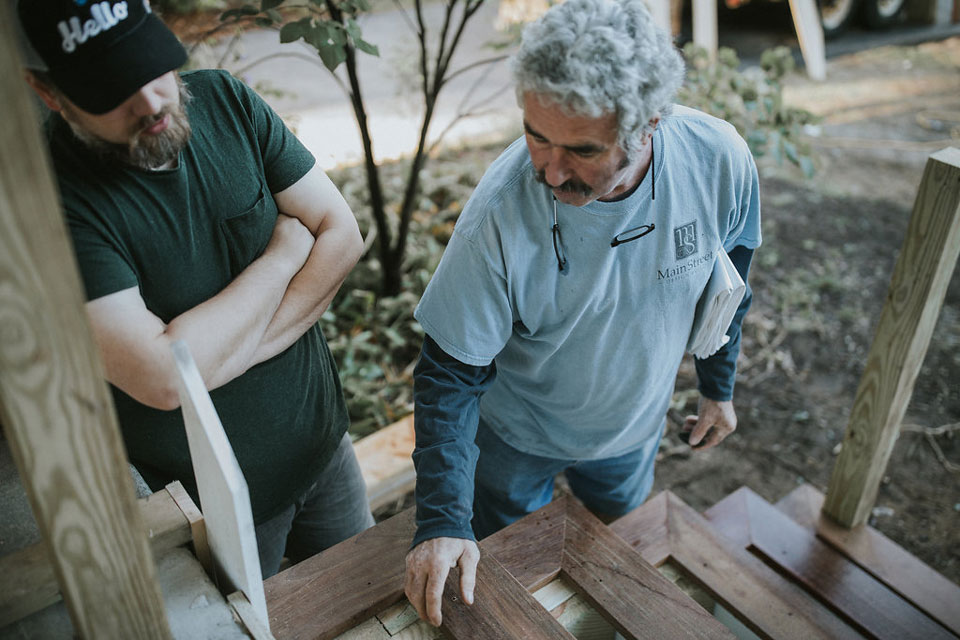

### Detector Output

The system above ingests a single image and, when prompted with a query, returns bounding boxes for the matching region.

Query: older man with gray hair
[405,0,761,625]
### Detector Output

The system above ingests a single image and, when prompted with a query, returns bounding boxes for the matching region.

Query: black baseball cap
[18,0,188,115]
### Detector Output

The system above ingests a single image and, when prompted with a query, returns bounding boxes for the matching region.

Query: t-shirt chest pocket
[219,186,278,276]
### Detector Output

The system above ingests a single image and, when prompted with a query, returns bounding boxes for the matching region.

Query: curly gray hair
[512,0,685,153]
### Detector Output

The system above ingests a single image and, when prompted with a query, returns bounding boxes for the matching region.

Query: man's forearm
[163,249,301,392]
[412,336,496,546]
[250,220,362,364]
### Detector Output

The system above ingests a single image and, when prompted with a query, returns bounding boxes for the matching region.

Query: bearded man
[17,0,373,577]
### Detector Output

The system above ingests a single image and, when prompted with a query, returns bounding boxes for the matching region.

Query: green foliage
[321,150,487,435]
[677,44,818,177]
[219,0,378,71]
[154,0,227,13]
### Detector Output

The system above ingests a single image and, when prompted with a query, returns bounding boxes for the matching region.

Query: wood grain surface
[440,554,575,640]
[612,491,864,640]
[778,484,960,637]
[825,148,960,527]
[0,4,171,635]
[562,499,734,640]
[706,487,954,640]
[265,508,415,640]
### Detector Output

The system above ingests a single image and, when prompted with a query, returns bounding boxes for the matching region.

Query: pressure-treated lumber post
[0,1,172,636]
[825,147,960,527]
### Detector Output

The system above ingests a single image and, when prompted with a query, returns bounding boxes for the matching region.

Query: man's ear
[24,71,63,112]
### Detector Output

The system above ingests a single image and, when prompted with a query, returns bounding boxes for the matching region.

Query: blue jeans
[472,418,664,539]
[254,432,374,578]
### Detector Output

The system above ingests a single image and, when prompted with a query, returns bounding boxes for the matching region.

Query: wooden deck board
[611,491,864,640]
[440,553,575,639]
[776,483,960,637]
[562,499,734,640]
[265,509,414,640]
[706,487,955,640]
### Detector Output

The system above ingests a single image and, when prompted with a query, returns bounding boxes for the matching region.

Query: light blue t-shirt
[414,106,761,460]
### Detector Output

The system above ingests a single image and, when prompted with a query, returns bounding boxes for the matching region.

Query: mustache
[534,169,593,197]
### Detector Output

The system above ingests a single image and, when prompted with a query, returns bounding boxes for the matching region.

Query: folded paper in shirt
[687,248,746,359]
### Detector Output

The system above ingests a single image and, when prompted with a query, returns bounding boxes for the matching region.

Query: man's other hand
[683,397,737,450]
[265,213,314,274]
[404,536,479,627]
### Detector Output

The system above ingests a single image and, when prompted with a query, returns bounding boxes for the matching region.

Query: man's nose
[542,147,571,186]
[129,83,165,117]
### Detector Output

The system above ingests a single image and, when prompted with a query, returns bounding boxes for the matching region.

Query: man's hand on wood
[404,536,479,627]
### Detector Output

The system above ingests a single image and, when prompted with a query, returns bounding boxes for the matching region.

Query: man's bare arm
[86,215,314,410]
[251,165,363,364]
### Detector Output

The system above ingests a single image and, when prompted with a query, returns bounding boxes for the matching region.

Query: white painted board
[171,341,269,630]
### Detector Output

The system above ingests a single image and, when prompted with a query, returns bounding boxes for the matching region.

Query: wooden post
[787,0,827,81]
[824,148,960,527]
[645,0,673,34]
[0,1,172,637]
[692,0,718,59]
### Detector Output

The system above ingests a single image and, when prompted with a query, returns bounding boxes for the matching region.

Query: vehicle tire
[818,0,861,37]
[862,0,906,28]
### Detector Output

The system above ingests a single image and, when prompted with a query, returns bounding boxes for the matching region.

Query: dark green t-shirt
[48,69,348,523]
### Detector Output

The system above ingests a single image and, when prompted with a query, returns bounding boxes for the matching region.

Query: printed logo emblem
[674,221,698,260]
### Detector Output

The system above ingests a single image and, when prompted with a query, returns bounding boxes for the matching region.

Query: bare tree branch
[443,54,509,84]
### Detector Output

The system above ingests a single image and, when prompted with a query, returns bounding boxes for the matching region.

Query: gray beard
[65,82,193,171]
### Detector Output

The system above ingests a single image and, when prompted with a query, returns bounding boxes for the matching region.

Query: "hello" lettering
[58,1,129,53]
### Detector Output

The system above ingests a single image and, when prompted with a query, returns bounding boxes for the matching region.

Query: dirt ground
[656,37,960,585]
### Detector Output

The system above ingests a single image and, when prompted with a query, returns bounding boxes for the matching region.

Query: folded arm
[250,164,363,364]
[86,215,315,411]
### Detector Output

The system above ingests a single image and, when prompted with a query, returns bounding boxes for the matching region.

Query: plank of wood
[825,148,960,527]
[607,491,671,566]
[166,480,213,575]
[706,487,954,640]
[480,496,565,590]
[612,491,863,640]
[0,10,171,633]
[265,508,415,640]
[354,414,416,512]
[562,498,735,640]
[229,590,277,640]
[0,542,59,627]
[142,484,193,553]
[787,0,827,80]
[778,483,960,637]
[0,485,193,626]
[440,553,575,640]
[171,341,268,630]
[551,593,616,640]
[0,484,193,627]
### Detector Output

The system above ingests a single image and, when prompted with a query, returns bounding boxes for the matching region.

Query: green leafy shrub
[154,0,228,14]
[678,44,818,177]
[322,147,492,436]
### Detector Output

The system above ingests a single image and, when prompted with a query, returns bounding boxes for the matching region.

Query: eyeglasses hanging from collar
[612,135,655,247]
[550,133,657,271]
[552,196,566,271]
